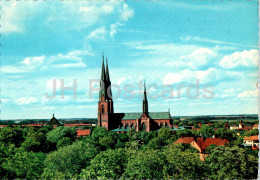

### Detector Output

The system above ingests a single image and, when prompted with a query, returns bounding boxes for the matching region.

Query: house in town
[174,137,229,160]
[243,135,259,150]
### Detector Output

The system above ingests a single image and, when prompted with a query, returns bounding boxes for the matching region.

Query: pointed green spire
[106,55,111,84]
[101,54,106,82]
[143,81,148,115]
[106,56,112,100]
[99,54,107,101]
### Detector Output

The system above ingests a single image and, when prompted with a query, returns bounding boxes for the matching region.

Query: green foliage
[80,148,127,179]
[163,144,205,179]
[158,127,171,140]
[56,137,73,148]
[196,124,214,137]
[0,125,258,179]
[173,120,180,125]
[176,129,194,138]
[21,130,49,152]
[123,149,165,179]
[46,126,77,145]
[244,129,259,137]
[0,126,24,147]
[42,141,99,179]
[1,147,46,179]
[205,146,258,179]
[212,122,225,128]
[214,128,238,142]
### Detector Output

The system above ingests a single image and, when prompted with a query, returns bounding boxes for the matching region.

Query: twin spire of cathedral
[99,54,112,101]
[99,54,149,115]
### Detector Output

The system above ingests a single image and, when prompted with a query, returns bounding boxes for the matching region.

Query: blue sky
[1,0,259,119]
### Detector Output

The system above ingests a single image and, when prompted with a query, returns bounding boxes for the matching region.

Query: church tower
[143,82,149,115]
[98,54,114,130]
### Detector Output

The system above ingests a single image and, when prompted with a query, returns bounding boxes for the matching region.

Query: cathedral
[98,55,172,132]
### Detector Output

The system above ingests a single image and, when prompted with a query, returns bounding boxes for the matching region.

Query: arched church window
[102,105,104,114]
[160,122,163,128]
[130,123,134,129]
[165,122,168,127]
[141,123,146,131]
[126,123,129,129]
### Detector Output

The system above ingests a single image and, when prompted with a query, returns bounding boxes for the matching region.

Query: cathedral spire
[106,56,111,84]
[99,54,107,101]
[143,81,148,115]
[106,56,112,100]
[101,53,106,82]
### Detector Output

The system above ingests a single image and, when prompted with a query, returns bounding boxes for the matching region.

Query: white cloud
[163,70,191,84]
[117,77,127,85]
[110,23,123,37]
[238,89,258,98]
[1,2,25,33]
[52,62,86,68]
[120,4,134,21]
[2,56,45,74]
[87,27,108,40]
[16,97,38,105]
[2,1,134,34]
[21,56,45,67]
[219,49,259,69]
[180,36,258,48]
[2,49,90,74]
[166,48,217,69]
[163,68,242,85]
[101,5,114,14]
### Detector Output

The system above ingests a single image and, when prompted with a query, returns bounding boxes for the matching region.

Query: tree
[42,141,98,179]
[91,126,109,141]
[46,126,77,145]
[212,122,225,128]
[123,149,165,179]
[196,124,214,137]
[214,128,238,142]
[21,131,48,152]
[1,147,46,179]
[176,129,194,138]
[244,129,259,137]
[163,144,205,179]
[0,126,24,147]
[205,146,258,179]
[158,127,172,140]
[80,148,127,179]
[56,137,73,148]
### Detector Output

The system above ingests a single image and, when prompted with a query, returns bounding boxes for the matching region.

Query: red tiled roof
[174,137,194,144]
[243,126,253,131]
[77,129,91,137]
[64,123,91,127]
[23,124,44,127]
[244,135,259,141]
[174,137,229,152]
[253,124,258,128]
[201,138,229,150]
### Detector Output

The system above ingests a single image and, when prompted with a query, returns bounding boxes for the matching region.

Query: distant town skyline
[1,1,259,119]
